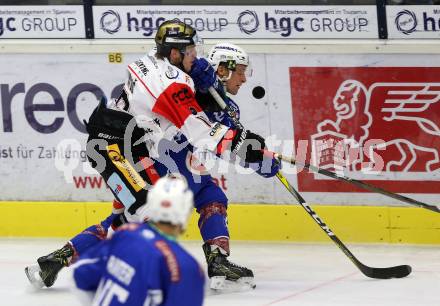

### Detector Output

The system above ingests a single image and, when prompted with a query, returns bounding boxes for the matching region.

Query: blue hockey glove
[190,58,218,92]
[256,156,281,178]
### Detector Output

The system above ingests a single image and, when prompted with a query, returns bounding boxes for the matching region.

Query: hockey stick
[275,170,411,279]
[208,86,412,279]
[264,151,440,214]
[208,88,439,214]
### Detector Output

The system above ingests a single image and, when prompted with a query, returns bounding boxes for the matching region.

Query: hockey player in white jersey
[72,175,205,306]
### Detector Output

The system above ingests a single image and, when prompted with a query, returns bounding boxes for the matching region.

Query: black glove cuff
[231,130,265,164]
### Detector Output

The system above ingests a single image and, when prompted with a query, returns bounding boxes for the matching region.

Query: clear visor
[184,45,197,59]
[184,34,203,59]
[235,62,253,78]
[245,62,253,78]
[193,33,204,58]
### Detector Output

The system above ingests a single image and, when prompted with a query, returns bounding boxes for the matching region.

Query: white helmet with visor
[207,43,251,79]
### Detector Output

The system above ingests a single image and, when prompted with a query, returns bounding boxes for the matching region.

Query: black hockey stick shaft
[275,171,411,279]
[266,151,440,214]
[208,86,411,279]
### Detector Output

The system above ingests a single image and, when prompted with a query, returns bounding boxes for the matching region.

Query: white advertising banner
[387,5,440,39]
[0,6,85,38]
[93,5,378,39]
[0,51,439,206]
[0,51,278,203]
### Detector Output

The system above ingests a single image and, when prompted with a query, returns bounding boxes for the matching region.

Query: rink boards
[2,202,439,244]
[1,42,439,245]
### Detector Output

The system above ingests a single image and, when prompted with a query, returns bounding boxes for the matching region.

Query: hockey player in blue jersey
[25,20,278,291]
[189,42,280,290]
[72,176,204,306]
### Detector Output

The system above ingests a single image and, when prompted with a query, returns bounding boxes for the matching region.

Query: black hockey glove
[231,129,266,164]
[111,212,128,229]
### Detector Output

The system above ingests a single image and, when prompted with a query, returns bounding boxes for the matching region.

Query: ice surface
[2,239,439,306]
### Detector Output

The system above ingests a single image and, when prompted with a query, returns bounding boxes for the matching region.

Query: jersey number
[93,279,129,306]
[144,289,163,306]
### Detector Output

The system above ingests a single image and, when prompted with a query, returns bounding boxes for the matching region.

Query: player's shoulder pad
[164,64,194,90]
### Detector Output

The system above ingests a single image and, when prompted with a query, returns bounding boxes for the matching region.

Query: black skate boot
[202,243,255,291]
[25,244,74,288]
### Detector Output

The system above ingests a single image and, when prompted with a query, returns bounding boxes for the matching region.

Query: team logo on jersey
[100,10,121,34]
[171,87,193,105]
[165,66,179,79]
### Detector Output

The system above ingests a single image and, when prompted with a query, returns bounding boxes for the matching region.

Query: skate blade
[209,276,256,293]
[24,264,45,289]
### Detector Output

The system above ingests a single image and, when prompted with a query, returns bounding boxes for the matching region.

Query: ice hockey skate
[25,244,73,288]
[203,243,256,292]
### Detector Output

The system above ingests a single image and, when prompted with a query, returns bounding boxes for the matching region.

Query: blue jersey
[148,97,240,209]
[73,223,205,306]
[205,97,240,128]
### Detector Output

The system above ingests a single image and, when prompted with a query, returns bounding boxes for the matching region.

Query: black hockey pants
[84,102,159,215]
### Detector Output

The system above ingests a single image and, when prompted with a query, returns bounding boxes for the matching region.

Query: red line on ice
[264,271,358,306]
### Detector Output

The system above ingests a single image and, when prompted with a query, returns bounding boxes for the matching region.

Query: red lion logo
[313,80,440,177]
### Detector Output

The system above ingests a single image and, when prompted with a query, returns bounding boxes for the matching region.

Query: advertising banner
[290,67,440,195]
[387,5,440,39]
[0,52,276,203]
[0,6,85,38]
[0,53,128,201]
[1,51,439,206]
[93,5,378,39]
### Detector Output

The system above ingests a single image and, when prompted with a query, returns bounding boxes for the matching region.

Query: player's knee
[198,202,227,221]
[198,202,227,229]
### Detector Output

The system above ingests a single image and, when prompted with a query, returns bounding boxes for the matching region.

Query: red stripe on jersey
[216,129,237,155]
[152,82,202,129]
[155,240,181,282]
[128,65,157,99]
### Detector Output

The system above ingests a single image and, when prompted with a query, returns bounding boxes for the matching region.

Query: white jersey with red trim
[109,49,231,158]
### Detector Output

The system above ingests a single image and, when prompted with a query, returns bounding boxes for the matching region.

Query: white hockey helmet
[140,175,194,229]
[207,42,250,72]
